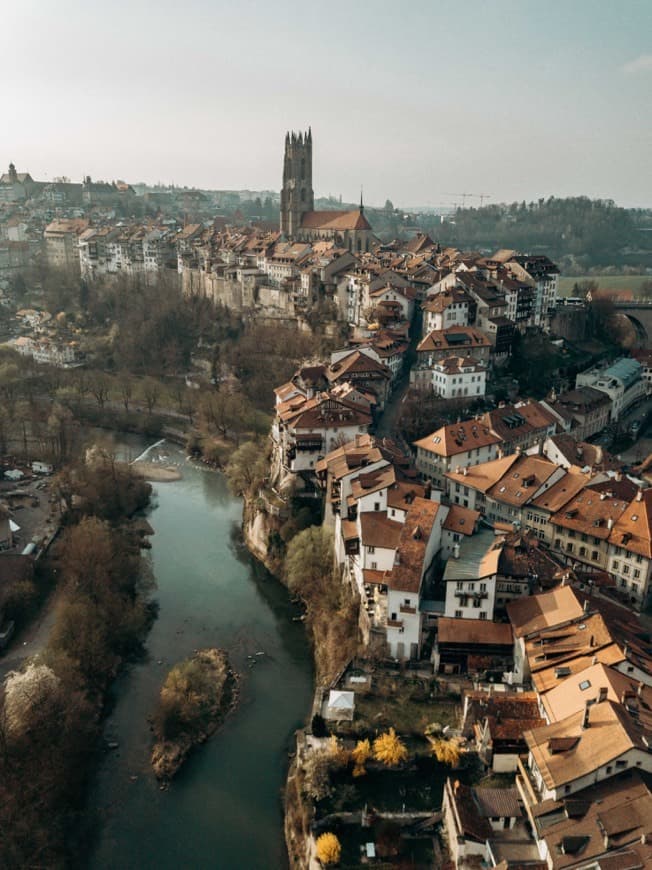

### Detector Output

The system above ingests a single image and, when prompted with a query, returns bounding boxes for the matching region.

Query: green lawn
[558,274,650,297]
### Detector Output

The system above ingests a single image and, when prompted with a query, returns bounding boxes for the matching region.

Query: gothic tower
[280,129,314,239]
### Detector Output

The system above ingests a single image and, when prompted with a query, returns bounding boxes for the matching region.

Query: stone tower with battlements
[280,129,314,238]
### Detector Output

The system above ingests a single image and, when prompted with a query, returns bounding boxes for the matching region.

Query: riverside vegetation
[0,454,152,868]
[150,648,237,781]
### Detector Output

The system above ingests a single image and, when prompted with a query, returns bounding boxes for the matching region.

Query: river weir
[87,439,313,869]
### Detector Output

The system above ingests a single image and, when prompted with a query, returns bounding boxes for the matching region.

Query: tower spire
[360,185,364,213]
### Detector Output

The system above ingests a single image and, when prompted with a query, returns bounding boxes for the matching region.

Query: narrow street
[375,309,422,441]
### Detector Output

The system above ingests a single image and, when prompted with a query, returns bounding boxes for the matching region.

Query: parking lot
[0,473,59,553]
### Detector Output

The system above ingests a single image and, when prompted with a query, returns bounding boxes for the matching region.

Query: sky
[2,0,651,208]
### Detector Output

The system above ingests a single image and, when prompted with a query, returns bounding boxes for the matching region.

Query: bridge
[611,301,652,347]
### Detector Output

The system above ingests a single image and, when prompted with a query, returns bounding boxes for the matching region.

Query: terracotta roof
[300,209,372,231]
[608,490,652,559]
[534,771,652,870]
[507,586,584,638]
[415,421,503,458]
[359,511,403,550]
[530,470,592,514]
[350,465,396,500]
[417,326,492,353]
[551,489,629,540]
[481,401,557,442]
[443,504,480,536]
[541,661,652,725]
[444,454,520,490]
[386,481,426,510]
[532,643,625,694]
[385,497,441,593]
[465,691,543,739]
[525,700,650,789]
[486,455,560,508]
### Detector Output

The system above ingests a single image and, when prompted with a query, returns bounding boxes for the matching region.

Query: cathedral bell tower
[280,129,314,239]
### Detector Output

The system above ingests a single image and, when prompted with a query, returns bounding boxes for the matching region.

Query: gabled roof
[551,489,629,540]
[530,469,593,514]
[417,326,492,353]
[359,511,403,550]
[525,700,650,789]
[608,490,652,559]
[507,586,584,638]
[444,454,520,490]
[541,661,652,725]
[300,209,372,231]
[415,420,502,459]
[486,455,560,508]
[443,504,480,536]
[385,497,441,593]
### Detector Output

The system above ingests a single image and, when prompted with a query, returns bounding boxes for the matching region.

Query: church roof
[300,209,372,232]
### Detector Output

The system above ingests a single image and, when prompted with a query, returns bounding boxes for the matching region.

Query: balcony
[387,618,404,629]
[454,588,488,599]
[400,604,417,615]
[516,756,539,808]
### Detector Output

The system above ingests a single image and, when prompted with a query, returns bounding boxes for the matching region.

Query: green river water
[88,439,313,869]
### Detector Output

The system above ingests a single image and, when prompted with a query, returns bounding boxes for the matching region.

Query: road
[0,584,62,681]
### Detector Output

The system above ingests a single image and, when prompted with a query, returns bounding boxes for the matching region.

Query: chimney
[623,641,629,657]
[453,542,461,559]
[607,517,614,530]
[598,686,608,703]
[582,701,591,729]
[637,489,643,502]
[583,599,590,614]
[592,655,598,665]
[638,682,644,697]
[463,467,468,476]
[589,634,595,647]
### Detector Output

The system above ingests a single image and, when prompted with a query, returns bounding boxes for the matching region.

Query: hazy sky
[3,0,651,207]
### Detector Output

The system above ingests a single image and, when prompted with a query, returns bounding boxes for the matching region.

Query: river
[87,437,313,870]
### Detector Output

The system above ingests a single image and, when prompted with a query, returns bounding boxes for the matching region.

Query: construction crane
[443,192,492,207]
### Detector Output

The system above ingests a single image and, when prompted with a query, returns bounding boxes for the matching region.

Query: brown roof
[533,771,652,870]
[385,497,441,593]
[417,325,492,353]
[437,617,513,646]
[443,504,480,536]
[541,661,652,725]
[532,643,625,694]
[525,700,650,789]
[608,490,652,559]
[300,209,372,231]
[386,481,426,510]
[551,489,630,540]
[486,455,560,508]
[359,512,403,550]
[444,454,520,490]
[482,401,557,442]
[415,421,503,459]
[350,465,396,500]
[530,469,592,514]
[507,586,584,638]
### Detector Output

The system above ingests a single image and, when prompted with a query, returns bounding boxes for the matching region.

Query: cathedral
[280,129,375,253]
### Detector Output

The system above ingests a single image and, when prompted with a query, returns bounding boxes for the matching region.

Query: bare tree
[142,378,160,415]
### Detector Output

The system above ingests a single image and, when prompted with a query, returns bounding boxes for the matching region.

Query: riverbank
[151,648,237,782]
[88,447,313,870]
[240,495,360,870]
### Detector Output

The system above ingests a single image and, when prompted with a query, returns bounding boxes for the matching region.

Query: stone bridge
[611,301,652,347]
